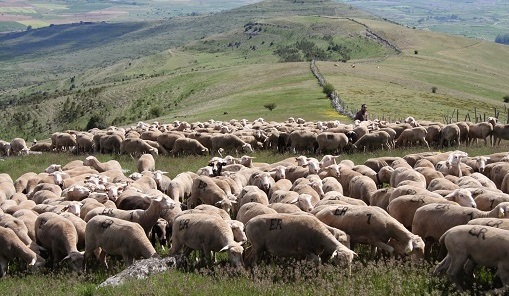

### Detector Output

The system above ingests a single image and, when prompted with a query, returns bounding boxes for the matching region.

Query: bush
[431,86,438,93]
[504,96,509,103]
[322,83,335,97]
[263,103,277,111]
[85,114,107,130]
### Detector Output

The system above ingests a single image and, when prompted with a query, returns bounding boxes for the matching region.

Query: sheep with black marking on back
[169,213,244,268]
[85,215,157,269]
[245,213,355,271]
[314,205,424,259]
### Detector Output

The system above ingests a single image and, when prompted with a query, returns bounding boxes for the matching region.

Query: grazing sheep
[85,215,157,268]
[35,212,84,272]
[211,134,253,155]
[348,175,377,204]
[0,227,45,277]
[171,138,209,156]
[440,124,460,148]
[99,134,123,154]
[316,132,348,154]
[395,127,429,149]
[187,176,236,213]
[120,138,158,157]
[314,205,424,259]
[352,131,391,152]
[85,196,173,235]
[288,130,318,154]
[390,167,426,189]
[434,225,509,290]
[236,202,278,224]
[83,156,122,172]
[137,154,156,173]
[169,213,244,267]
[9,138,29,156]
[167,172,196,203]
[412,202,509,259]
[245,213,355,269]
[388,189,476,229]
[467,122,493,146]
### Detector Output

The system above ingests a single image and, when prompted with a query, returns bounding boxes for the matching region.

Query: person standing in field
[354,103,368,121]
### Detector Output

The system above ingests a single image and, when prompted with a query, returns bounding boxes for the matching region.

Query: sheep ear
[61,255,71,262]
[215,200,224,206]
[219,245,230,252]
[499,207,505,218]
[289,197,299,204]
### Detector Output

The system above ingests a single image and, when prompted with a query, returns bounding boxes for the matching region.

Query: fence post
[474,107,477,123]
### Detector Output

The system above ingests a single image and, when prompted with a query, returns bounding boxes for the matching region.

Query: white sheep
[314,205,424,259]
[0,227,45,277]
[245,213,355,270]
[434,225,509,290]
[85,215,158,268]
[35,212,84,272]
[83,156,122,172]
[169,213,244,267]
[137,154,156,173]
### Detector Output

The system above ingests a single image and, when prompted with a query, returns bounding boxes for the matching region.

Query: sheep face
[62,251,85,272]
[28,256,46,273]
[445,189,476,208]
[330,249,355,270]
[220,244,244,268]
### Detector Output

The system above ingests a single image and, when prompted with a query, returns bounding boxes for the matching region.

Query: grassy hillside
[0,0,508,142]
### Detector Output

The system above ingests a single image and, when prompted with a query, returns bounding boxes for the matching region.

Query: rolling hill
[0,0,508,141]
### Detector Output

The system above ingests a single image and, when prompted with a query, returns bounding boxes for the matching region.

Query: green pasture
[18,20,49,28]
[0,7,37,14]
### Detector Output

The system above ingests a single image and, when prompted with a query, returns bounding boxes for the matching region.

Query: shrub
[431,86,437,93]
[322,83,335,97]
[503,96,509,103]
[86,114,107,130]
[414,50,418,54]
[263,103,277,111]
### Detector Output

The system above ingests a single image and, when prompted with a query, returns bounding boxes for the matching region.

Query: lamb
[98,134,123,154]
[236,185,269,211]
[84,195,174,235]
[35,212,84,272]
[248,171,275,195]
[245,213,355,270]
[137,154,155,173]
[85,215,157,268]
[53,132,77,152]
[387,188,477,229]
[314,205,424,259]
[156,132,186,151]
[0,227,45,277]
[169,213,244,267]
[171,138,209,156]
[434,225,509,290]
[322,177,343,194]
[120,138,158,157]
[412,202,509,258]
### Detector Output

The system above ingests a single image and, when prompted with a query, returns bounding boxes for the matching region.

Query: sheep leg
[99,250,108,269]
[446,254,468,291]
[122,253,133,266]
[0,257,7,277]
[496,264,509,287]
[434,254,451,275]
[373,241,394,255]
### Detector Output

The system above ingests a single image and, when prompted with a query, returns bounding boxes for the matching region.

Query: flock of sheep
[2,116,509,291]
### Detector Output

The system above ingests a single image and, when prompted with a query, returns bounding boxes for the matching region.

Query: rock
[98,256,177,288]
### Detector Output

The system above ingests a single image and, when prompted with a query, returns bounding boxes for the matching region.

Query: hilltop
[0,0,508,141]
